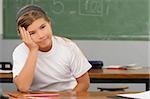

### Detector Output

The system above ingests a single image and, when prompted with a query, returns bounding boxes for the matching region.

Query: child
[13,4,92,92]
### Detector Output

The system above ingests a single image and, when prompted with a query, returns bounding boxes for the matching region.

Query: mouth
[39,36,49,44]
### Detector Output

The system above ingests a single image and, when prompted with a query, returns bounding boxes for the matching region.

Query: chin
[39,42,52,51]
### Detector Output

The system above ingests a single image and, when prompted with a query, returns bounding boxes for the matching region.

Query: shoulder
[53,36,77,48]
[13,43,29,56]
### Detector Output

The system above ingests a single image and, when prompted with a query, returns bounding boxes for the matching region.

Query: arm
[14,50,38,92]
[73,72,90,92]
[14,27,39,92]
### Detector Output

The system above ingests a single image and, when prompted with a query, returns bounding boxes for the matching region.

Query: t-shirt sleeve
[69,42,92,78]
[12,46,28,78]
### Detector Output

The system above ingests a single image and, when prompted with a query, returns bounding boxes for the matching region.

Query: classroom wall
[1,39,149,67]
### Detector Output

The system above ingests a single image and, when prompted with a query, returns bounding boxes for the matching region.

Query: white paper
[102,65,123,68]
[0,70,12,73]
[103,64,142,70]
[117,91,150,99]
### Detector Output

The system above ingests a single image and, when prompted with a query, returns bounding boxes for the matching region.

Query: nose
[37,31,45,39]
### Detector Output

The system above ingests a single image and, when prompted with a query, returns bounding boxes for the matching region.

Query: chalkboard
[3,0,149,40]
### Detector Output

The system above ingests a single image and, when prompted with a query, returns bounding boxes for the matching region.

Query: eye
[29,32,35,35]
[40,25,46,29]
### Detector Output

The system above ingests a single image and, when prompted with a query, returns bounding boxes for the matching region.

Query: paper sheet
[117,91,150,99]
[103,64,142,70]
[0,70,12,73]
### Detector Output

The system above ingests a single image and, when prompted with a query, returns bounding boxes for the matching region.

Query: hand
[19,27,39,51]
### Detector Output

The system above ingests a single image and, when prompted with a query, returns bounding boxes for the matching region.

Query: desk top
[0,73,12,78]
[4,91,137,99]
[0,67,150,79]
[89,67,150,79]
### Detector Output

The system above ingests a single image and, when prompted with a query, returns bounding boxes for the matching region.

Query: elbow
[17,85,29,92]
[15,81,30,92]
[14,77,30,92]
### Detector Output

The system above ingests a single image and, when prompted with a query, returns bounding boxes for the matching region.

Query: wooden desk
[0,73,12,83]
[3,91,137,99]
[89,67,150,91]
[0,67,150,90]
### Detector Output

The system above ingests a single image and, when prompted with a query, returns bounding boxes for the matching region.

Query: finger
[22,27,28,41]
[26,31,32,41]
[19,27,27,41]
[18,27,24,39]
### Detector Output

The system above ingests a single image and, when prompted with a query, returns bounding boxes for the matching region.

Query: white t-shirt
[12,36,92,91]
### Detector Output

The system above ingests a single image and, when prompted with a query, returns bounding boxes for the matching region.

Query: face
[27,18,53,51]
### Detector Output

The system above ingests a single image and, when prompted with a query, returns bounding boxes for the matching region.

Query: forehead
[27,18,48,31]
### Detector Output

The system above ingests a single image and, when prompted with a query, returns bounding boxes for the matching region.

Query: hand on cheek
[19,27,39,51]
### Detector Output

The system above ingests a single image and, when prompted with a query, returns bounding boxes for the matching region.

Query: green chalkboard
[3,0,149,40]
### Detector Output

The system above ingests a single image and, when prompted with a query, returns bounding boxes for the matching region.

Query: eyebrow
[28,30,35,34]
[39,23,46,28]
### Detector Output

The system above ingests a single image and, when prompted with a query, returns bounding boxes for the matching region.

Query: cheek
[46,27,53,36]
[30,35,39,43]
